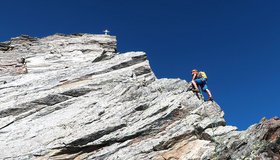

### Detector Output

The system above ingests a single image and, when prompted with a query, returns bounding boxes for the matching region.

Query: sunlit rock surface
[0,34,279,160]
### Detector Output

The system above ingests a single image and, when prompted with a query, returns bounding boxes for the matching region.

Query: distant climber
[191,69,213,101]
[103,29,110,35]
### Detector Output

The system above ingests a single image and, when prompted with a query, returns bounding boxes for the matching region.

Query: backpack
[199,71,207,79]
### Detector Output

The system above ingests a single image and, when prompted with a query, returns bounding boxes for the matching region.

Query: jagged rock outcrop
[0,34,279,160]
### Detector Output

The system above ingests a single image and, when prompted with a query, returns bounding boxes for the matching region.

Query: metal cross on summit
[103,29,110,35]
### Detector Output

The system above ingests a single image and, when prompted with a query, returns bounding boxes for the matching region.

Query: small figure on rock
[191,69,213,101]
[103,29,110,35]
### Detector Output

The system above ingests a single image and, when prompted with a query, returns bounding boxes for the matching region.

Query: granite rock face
[0,34,279,160]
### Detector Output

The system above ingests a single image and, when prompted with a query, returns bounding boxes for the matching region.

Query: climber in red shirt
[191,69,213,101]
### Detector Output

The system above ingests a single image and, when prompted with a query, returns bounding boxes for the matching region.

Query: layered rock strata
[0,34,279,160]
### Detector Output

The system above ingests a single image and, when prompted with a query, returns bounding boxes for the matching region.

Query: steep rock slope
[0,34,279,160]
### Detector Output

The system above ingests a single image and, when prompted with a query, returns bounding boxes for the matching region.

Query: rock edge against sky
[0,34,279,159]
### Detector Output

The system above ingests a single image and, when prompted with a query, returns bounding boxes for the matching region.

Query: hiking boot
[208,97,214,101]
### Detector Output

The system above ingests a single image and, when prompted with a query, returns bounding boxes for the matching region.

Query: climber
[191,69,213,101]
[103,29,110,35]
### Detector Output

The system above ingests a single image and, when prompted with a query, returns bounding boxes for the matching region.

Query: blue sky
[1,0,280,130]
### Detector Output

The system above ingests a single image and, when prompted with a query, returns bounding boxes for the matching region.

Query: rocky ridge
[0,34,279,160]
